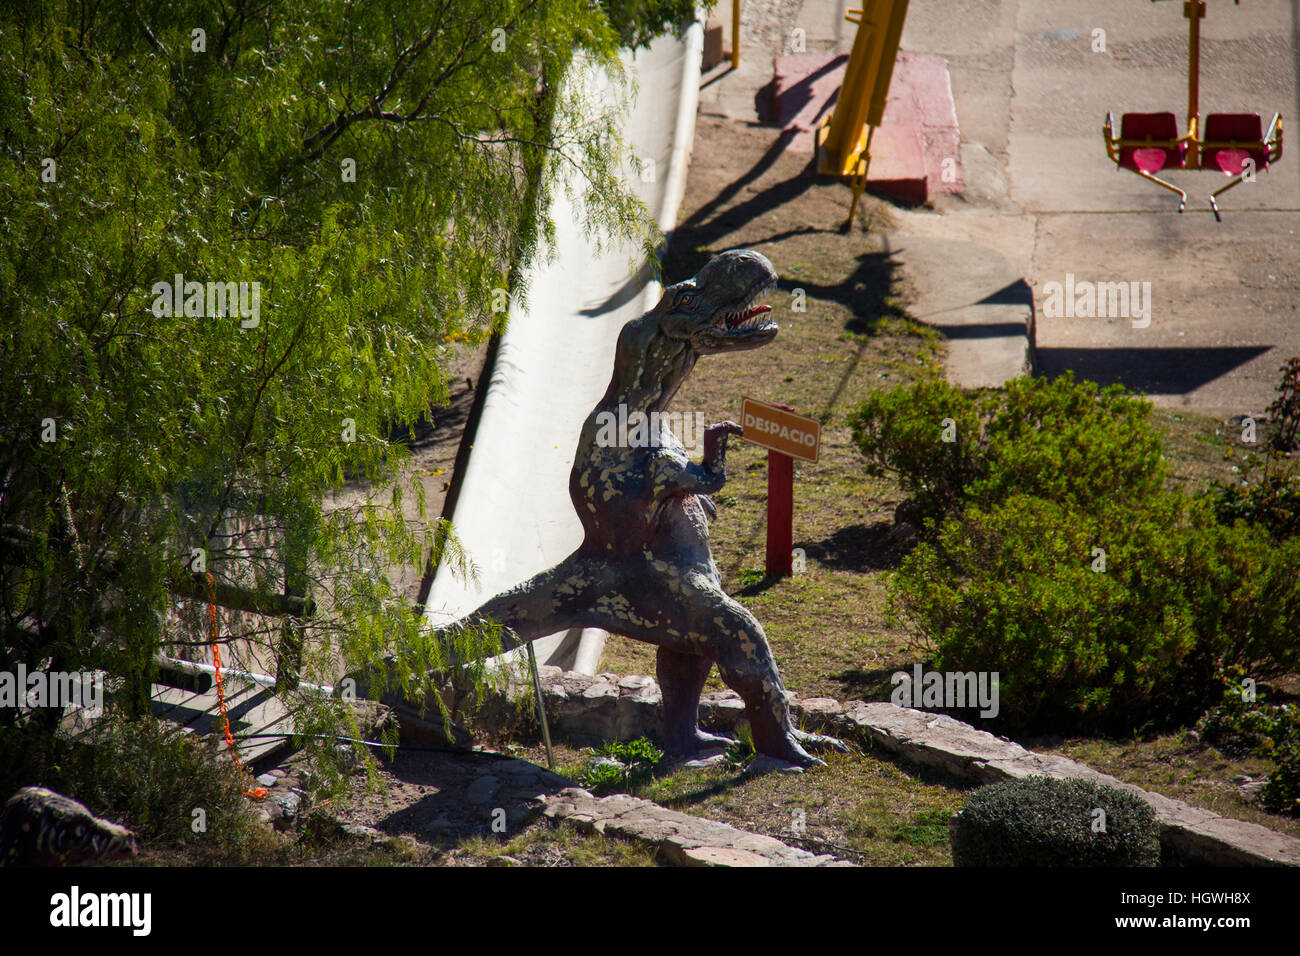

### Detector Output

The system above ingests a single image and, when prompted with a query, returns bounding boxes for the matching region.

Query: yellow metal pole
[732,0,741,70]
[822,4,883,174]
[819,0,911,178]
[866,0,911,128]
[1185,0,1205,169]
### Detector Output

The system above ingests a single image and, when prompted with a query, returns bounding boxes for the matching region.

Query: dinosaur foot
[744,755,807,776]
[660,733,743,770]
[663,730,734,766]
[793,728,850,754]
[753,729,826,769]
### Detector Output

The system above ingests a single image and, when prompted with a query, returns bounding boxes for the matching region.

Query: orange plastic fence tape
[207,573,270,800]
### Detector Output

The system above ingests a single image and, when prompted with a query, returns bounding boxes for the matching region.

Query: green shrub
[1266,357,1300,452]
[893,491,1300,732]
[860,373,1300,734]
[974,374,1165,510]
[1197,670,1300,817]
[1209,451,1300,540]
[849,377,984,526]
[0,708,268,858]
[1264,746,1300,817]
[1197,668,1284,757]
[577,736,664,795]
[725,723,756,769]
[849,372,1165,526]
[950,776,1160,867]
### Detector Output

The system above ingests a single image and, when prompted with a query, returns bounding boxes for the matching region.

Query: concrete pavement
[909,0,1300,415]
[704,0,1298,412]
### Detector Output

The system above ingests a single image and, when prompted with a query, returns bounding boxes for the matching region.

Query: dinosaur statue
[0,786,138,866]
[425,249,844,768]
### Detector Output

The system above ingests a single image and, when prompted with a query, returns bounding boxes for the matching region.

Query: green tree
[0,0,669,778]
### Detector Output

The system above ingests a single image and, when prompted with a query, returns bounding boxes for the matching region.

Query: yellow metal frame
[814,0,911,225]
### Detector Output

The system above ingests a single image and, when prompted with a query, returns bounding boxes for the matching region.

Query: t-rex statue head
[656,249,779,355]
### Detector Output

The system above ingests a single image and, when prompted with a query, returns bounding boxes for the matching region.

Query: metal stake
[525,641,554,769]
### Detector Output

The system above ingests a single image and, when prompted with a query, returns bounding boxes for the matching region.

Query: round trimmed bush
[950,776,1160,867]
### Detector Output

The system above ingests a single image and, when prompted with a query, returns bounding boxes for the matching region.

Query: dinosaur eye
[679,293,695,308]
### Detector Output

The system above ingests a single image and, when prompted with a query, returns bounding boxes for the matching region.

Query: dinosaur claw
[793,729,850,754]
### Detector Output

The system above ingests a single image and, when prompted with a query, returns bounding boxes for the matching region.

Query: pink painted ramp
[771,51,963,203]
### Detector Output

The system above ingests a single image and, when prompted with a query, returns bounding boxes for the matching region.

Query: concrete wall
[424,25,704,674]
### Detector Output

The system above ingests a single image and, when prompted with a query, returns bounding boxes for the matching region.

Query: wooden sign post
[738,397,821,579]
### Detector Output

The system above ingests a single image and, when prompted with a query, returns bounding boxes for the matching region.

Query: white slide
[423,25,704,675]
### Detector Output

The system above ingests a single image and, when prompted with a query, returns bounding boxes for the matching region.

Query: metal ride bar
[1102,0,1284,219]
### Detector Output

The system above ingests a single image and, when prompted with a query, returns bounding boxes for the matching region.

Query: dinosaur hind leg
[702,599,822,767]
[656,647,729,757]
[577,565,827,768]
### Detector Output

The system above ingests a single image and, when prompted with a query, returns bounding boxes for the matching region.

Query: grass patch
[639,749,970,866]
[455,821,660,867]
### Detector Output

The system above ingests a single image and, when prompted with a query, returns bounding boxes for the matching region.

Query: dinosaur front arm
[649,420,741,497]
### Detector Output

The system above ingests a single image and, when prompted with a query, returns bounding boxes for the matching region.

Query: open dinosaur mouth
[713,281,777,334]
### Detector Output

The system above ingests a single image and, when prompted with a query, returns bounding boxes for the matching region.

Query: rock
[894,499,923,527]
[256,773,278,788]
[340,822,386,842]
[617,675,655,691]
[0,787,140,867]
[271,789,300,814]
[560,672,596,696]
[890,521,919,547]
[1239,781,1266,801]
[678,845,773,867]
[677,753,730,770]
[795,697,844,718]
[334,744,360,771]
[699,695,746,731]
[466,775,501,805]
[269,790,301,829]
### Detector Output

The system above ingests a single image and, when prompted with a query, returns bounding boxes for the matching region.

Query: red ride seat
[1201,112,1281,219]
[1119,112,1186,173]
[1202,112,1268,177]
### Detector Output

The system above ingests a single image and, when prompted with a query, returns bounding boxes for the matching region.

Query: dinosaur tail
[449,549,610,652]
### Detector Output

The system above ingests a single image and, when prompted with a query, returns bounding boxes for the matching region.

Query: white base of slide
[423,25,704,675]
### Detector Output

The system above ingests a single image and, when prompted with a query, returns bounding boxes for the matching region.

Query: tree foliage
[0,0,668,771]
